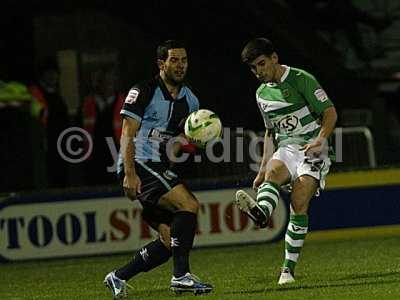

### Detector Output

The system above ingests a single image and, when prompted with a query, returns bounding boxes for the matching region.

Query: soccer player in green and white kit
[236,38,337,285]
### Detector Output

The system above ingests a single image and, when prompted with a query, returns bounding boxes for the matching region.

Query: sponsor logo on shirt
[314,88,328,102]
[125,88,140,104]
[275,115,299,133]
[148,128,173,141]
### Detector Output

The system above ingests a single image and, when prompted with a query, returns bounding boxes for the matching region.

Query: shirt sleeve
[120,83,152,123]
[257,99,274,129]
[299,73,334,115]
[186,87,200,113]
[192,96,199,112]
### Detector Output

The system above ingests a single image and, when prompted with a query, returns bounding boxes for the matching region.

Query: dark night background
[1,0,400,191]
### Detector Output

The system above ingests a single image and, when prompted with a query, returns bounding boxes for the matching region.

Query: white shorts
[268,144,331,190]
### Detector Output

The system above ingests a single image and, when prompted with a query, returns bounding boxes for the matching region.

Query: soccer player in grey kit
[104,40,212,298]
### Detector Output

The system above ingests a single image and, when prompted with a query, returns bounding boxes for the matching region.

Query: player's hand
[180,135,197,154]
[123,173,142,201]
[253,172,265,190]
[300,137,327,158]
[167,135,197,164]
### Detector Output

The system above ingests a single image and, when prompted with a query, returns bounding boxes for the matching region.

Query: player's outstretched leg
[104,237,171,298]
[235,181,280,227]
[117,238,171,279]
[278,214,308,285]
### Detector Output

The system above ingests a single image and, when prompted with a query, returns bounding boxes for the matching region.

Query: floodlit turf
[2,227,400,300]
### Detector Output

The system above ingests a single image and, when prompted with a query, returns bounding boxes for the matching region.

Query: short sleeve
[192,96,199,112]
[256,99,274,129]
[120,83,152,123]
[299,73,334,115]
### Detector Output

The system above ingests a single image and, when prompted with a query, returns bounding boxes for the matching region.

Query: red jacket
[82,93,124,142]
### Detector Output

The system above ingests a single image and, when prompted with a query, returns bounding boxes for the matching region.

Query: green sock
[256,181,280,218]
[283,214,308,272]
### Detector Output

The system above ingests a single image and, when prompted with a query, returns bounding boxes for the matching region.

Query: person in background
[81,68,124,185]
[28,57,70,188]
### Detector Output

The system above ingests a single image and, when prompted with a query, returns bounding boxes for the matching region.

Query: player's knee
[181,198,199,214]
[265,169,280,184]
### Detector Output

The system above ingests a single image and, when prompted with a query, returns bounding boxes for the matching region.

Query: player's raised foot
[278,267,295,285]
[235,190,268,228]
[170,273,213,295]
[104,271,128,299]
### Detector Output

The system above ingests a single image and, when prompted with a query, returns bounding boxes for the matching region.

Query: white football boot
[170,273,213,295]
[104,271,128,299]
[235,190,268,227]
[278,267,295,285]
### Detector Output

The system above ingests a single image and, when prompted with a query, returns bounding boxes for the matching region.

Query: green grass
[2,229,400,300]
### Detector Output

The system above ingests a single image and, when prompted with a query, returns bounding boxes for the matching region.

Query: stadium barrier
[257,126,377,171]
[310,168,400,230]
[0,188,288,262]
[1,168,400,262]
[331,126,377,170]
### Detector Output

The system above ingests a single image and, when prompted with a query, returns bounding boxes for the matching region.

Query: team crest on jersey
[259,102,268,111]
[125,88,140,104]
[314,88,328,102]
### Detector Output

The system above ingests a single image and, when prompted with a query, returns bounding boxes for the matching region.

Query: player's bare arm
[301,106,337,155]
[120,117,142,200]
[253,129,275,190]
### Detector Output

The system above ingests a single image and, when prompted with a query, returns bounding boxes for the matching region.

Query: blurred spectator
[286,0,393,64]
[28,57,70,188]
[0,81,37,192]
[81,68,124,185]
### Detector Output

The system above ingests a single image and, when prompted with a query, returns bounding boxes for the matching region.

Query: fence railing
[333,126,377,169]
[182,126,378,186]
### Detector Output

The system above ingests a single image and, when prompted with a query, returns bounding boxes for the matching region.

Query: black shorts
[118,160,180,228]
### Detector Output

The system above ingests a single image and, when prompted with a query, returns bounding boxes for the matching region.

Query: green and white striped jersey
[256,66,333,147]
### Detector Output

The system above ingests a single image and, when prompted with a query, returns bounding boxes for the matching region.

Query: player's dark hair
[241,38,275,64]
[157,40,186,61]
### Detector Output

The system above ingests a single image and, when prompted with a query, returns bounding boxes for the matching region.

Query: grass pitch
[2,225,400,300]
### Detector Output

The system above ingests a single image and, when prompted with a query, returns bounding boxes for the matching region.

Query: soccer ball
[184,109,222,148]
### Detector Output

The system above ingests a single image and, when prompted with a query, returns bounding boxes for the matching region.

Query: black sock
[115,238,171,280]
[170,211,197,278]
